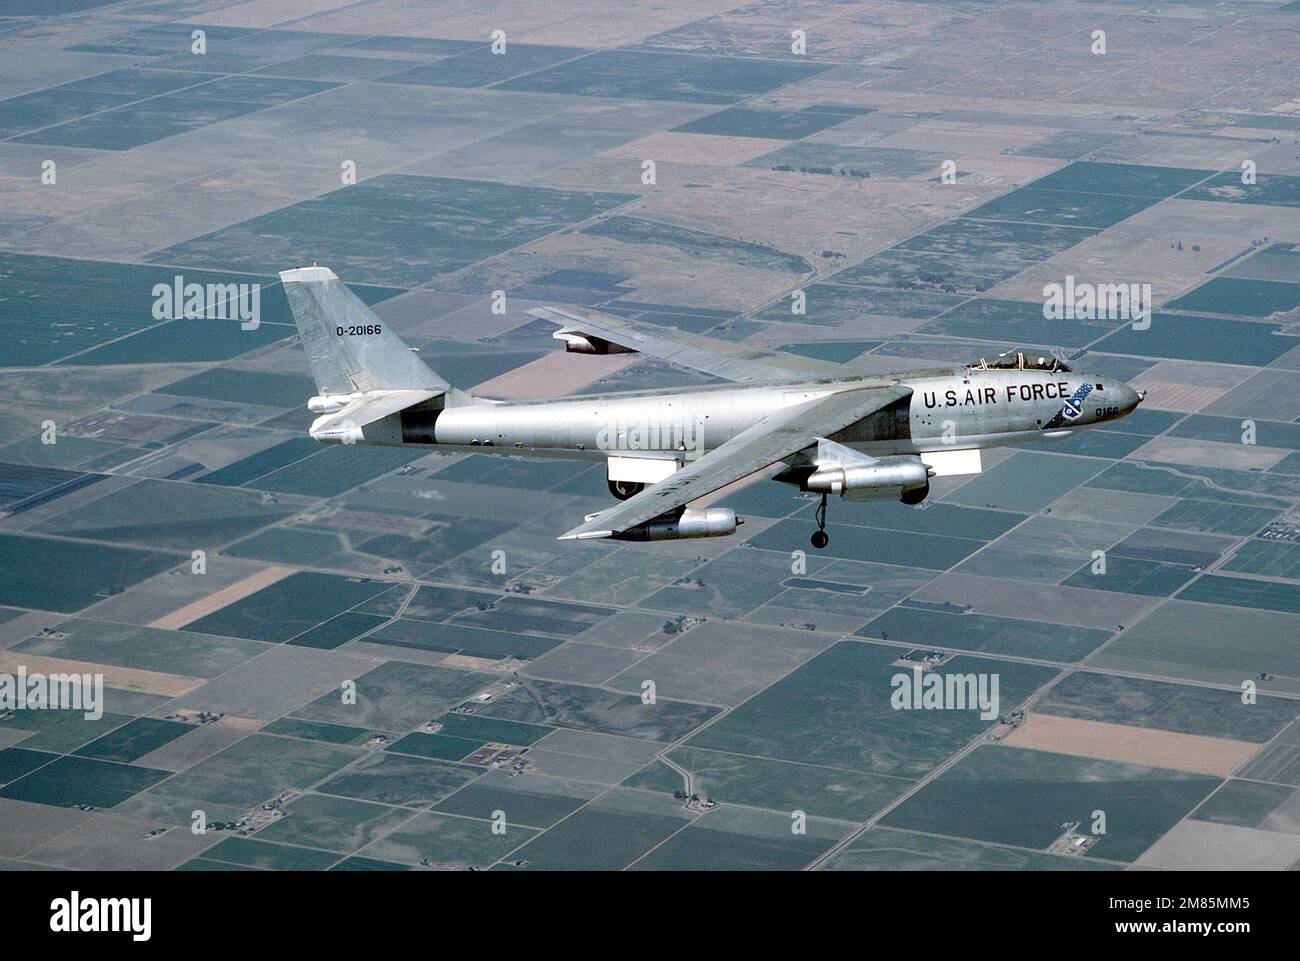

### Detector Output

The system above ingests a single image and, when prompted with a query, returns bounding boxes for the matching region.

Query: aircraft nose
[1117,382,1143,413]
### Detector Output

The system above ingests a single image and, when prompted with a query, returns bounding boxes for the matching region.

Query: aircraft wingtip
[279,265,338,283]
[557,529,614,541]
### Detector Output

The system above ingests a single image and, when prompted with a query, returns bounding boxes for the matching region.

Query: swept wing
[558,385,911,540]
[527,305,854,382]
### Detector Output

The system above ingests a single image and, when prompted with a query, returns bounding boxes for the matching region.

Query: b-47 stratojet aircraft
[281,267,1144,548]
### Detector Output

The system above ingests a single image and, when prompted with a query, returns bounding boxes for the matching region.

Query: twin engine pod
[806,455,931,500]
[612,508,740,541]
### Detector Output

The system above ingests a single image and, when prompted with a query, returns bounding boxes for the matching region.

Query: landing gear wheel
[608,479,644,501]
[811,492,829,549]
[900,482,930,506]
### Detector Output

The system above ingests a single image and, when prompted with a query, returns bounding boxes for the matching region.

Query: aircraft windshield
[967,351,1071,373]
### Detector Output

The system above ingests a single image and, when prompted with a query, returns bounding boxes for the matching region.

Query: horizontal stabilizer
[309,388,438,444]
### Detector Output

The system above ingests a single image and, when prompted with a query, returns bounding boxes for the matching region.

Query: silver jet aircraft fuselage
[420,366,1141,461]
[280,266,1144,548]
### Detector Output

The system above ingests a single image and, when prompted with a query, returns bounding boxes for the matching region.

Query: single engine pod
[806,456,929,495]
[307,393,356,414]
[554,331,634,355]
[613,507,739,541]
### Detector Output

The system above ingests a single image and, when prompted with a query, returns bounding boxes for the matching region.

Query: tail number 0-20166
[337,325,381,336]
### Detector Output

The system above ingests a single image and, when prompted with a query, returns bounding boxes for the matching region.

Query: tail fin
[279,266,469,402]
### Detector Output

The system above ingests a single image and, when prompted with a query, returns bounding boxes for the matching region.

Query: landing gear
[608,479,644,501]
[811,493,829,549]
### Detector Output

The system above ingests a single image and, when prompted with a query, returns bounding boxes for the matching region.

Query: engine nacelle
[806,456,930,498]
[554,330,635,355]
[307,394,355,415]
[612,508,739,541]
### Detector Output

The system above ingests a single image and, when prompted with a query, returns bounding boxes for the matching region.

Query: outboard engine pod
[307,393,354,415]
[554,330,634,355]
[613,508,739,541]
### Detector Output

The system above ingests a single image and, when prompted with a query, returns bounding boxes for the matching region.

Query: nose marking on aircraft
[1042,382,1094,430]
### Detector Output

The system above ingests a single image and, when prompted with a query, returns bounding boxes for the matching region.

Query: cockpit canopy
[967,350,1071,373]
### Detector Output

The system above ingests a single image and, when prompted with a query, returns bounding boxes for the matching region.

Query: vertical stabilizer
[279,266,466,401]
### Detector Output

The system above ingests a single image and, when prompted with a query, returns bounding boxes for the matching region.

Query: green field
[33,479,293,550]
[687,641,1058,778]
[823,826,1116,870]
[499,49,830,104]
[881,745,1219,862]
[1091,601,1300,694]
[860,605,1111,662]
[1035,671,1296,741]
[186,571,393,641]
[0,534,177,612]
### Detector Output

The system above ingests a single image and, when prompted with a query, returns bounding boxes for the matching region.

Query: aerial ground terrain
[1,0,1299,871]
